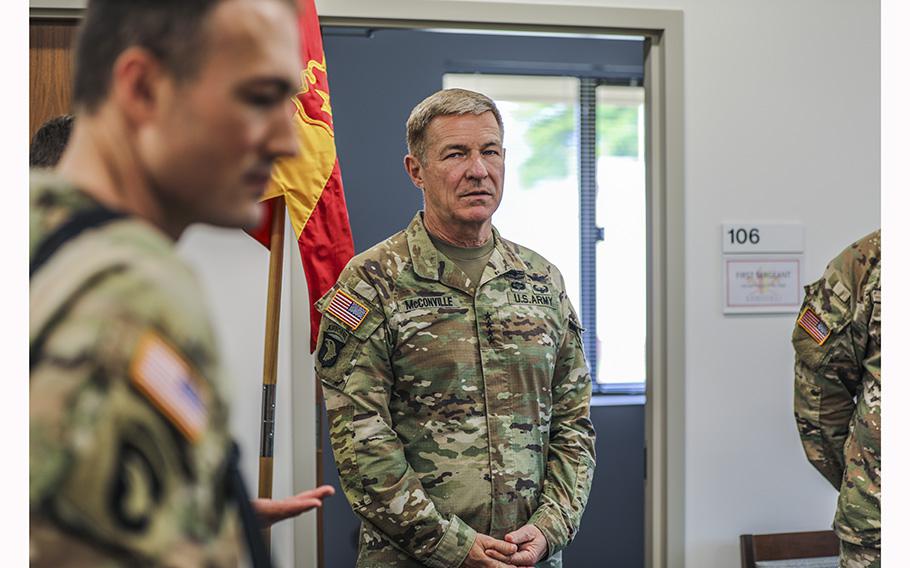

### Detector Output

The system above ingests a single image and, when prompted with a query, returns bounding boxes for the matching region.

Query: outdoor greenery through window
[443,74,646,391]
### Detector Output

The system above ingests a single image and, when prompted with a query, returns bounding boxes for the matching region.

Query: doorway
[320,26,647,567]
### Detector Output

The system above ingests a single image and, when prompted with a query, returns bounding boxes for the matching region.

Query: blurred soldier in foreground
[315,89,596,568]
[793,230,881,568]
[30,0,333,565]
[29,114,74,168]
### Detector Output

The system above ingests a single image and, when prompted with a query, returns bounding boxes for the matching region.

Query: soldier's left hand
[484,524,548,566]
[252,485,336,528]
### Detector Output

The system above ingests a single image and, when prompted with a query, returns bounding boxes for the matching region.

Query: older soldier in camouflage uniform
[30,0,333,565]
[793,230,880,568]
[315,89,596,568]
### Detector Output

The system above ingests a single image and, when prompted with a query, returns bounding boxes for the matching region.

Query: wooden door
[29,19,78,141]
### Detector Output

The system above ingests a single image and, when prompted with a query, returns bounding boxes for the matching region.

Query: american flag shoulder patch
[797,306,832,345]
[129,332,209,443]
[326,288,370,331]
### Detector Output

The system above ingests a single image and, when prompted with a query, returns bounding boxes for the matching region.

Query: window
[594,85,646,393]
[444,73,646,394]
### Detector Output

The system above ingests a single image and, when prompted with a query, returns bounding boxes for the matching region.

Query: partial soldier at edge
[793,230,881,568]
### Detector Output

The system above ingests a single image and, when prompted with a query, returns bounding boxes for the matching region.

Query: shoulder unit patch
[318,324,350,368]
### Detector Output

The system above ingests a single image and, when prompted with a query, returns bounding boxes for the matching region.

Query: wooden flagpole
[258,196,286,551]
[316,385,325,568]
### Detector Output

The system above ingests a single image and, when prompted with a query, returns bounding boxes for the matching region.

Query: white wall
[653,2,878,567]
[314,1,880,567]
[174,1,879,567]
[178,225,318,568]
[627,2,875,567]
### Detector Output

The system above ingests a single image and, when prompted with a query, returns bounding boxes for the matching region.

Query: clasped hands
[462,524,548,568]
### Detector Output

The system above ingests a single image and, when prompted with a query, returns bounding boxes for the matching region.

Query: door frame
[312,6,685,568]
[29,2,686,566]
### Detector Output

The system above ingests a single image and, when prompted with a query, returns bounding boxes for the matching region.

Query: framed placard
[724,256,803,314]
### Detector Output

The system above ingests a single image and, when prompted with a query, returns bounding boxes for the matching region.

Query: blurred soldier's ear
[109,46,169,126]
[403,154,425,191]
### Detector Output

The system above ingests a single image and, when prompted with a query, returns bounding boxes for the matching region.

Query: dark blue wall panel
[320,404,645,567]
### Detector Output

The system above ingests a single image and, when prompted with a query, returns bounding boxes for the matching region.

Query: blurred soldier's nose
[267,103,299,160]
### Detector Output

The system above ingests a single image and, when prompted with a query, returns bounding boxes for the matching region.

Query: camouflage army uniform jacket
[30,173,242,566]
[793,230,880,547]
[315,212,596,568]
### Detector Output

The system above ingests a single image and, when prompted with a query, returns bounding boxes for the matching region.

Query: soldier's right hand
[252,485,336,528]
[462,534,532,568]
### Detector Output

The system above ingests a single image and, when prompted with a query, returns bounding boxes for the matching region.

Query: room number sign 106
[727,227,760,245]
[721,223,804,254]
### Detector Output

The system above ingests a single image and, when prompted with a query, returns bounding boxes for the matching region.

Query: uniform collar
[405,211,529,291]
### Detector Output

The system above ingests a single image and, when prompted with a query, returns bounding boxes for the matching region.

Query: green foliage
[514,103,574,188]
[515,102,640,189]
[598,106,639,158]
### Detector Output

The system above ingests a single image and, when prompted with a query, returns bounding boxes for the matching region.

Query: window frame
[444,72,648,395]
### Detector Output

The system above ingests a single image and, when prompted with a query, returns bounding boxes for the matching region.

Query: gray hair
[406,88,504,162]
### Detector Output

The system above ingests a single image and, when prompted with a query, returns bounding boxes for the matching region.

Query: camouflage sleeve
[30,273,240,566]
[792,266,862,490]
[528,298,596,557]
[317,289,476,568]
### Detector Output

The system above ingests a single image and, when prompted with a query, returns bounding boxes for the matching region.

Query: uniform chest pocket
[497,303,561,370]
[392,294,470,351]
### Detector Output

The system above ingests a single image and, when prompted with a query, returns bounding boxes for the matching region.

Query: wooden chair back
[740,530,839,568]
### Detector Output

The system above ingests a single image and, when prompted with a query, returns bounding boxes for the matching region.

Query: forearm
[794,360,854,489]
[796,422,847,489]
[530,416,596,555]
[323,384,475,567]
[531,337,596,556]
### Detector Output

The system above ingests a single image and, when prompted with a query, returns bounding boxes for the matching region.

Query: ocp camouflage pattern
[839,541,880,568]
[30,173,242,566]
[793,230,880,548]
[316,213,596,567]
